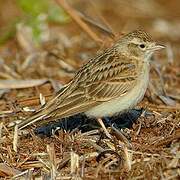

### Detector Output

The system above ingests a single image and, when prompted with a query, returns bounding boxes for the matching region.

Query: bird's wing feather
[45,50,138,116]
[85,61,137,101]
[18,49,139,129]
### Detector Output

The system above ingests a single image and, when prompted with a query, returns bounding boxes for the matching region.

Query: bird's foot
[97,118,112,139]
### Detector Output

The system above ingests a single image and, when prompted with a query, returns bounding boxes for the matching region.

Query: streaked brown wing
[84,53,138,101]
[45,52,138,119]
[18,49,138,129]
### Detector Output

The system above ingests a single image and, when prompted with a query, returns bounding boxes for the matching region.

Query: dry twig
[55,0,102,44]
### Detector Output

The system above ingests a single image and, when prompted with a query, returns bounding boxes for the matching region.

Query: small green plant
[0,0,70,45]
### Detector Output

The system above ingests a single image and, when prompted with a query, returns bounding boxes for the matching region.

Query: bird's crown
[123,29,153,42]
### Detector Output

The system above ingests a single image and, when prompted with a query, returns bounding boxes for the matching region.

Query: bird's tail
[16,85,69,130]
[17,110,48,130]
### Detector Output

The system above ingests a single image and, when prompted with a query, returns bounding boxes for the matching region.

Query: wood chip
[0,79,48,89]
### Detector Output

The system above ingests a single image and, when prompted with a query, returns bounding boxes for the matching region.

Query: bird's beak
[147,44,165,51]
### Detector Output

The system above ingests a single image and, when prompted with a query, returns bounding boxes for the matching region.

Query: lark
[17,30,164,136]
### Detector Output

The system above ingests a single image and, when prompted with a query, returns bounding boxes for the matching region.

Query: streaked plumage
[17,30,164,130]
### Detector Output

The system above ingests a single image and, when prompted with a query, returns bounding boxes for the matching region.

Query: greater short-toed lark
[17,30,165,134]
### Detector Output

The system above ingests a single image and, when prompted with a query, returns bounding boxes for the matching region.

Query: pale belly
[85,67,149,118]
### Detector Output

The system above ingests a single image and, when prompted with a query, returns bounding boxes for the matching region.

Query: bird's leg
[97,118,112,139]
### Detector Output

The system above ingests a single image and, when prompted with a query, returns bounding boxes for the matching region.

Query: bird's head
[116,30,165,61]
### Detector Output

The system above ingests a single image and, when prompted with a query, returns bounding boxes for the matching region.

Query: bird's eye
[139,44,145,49]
